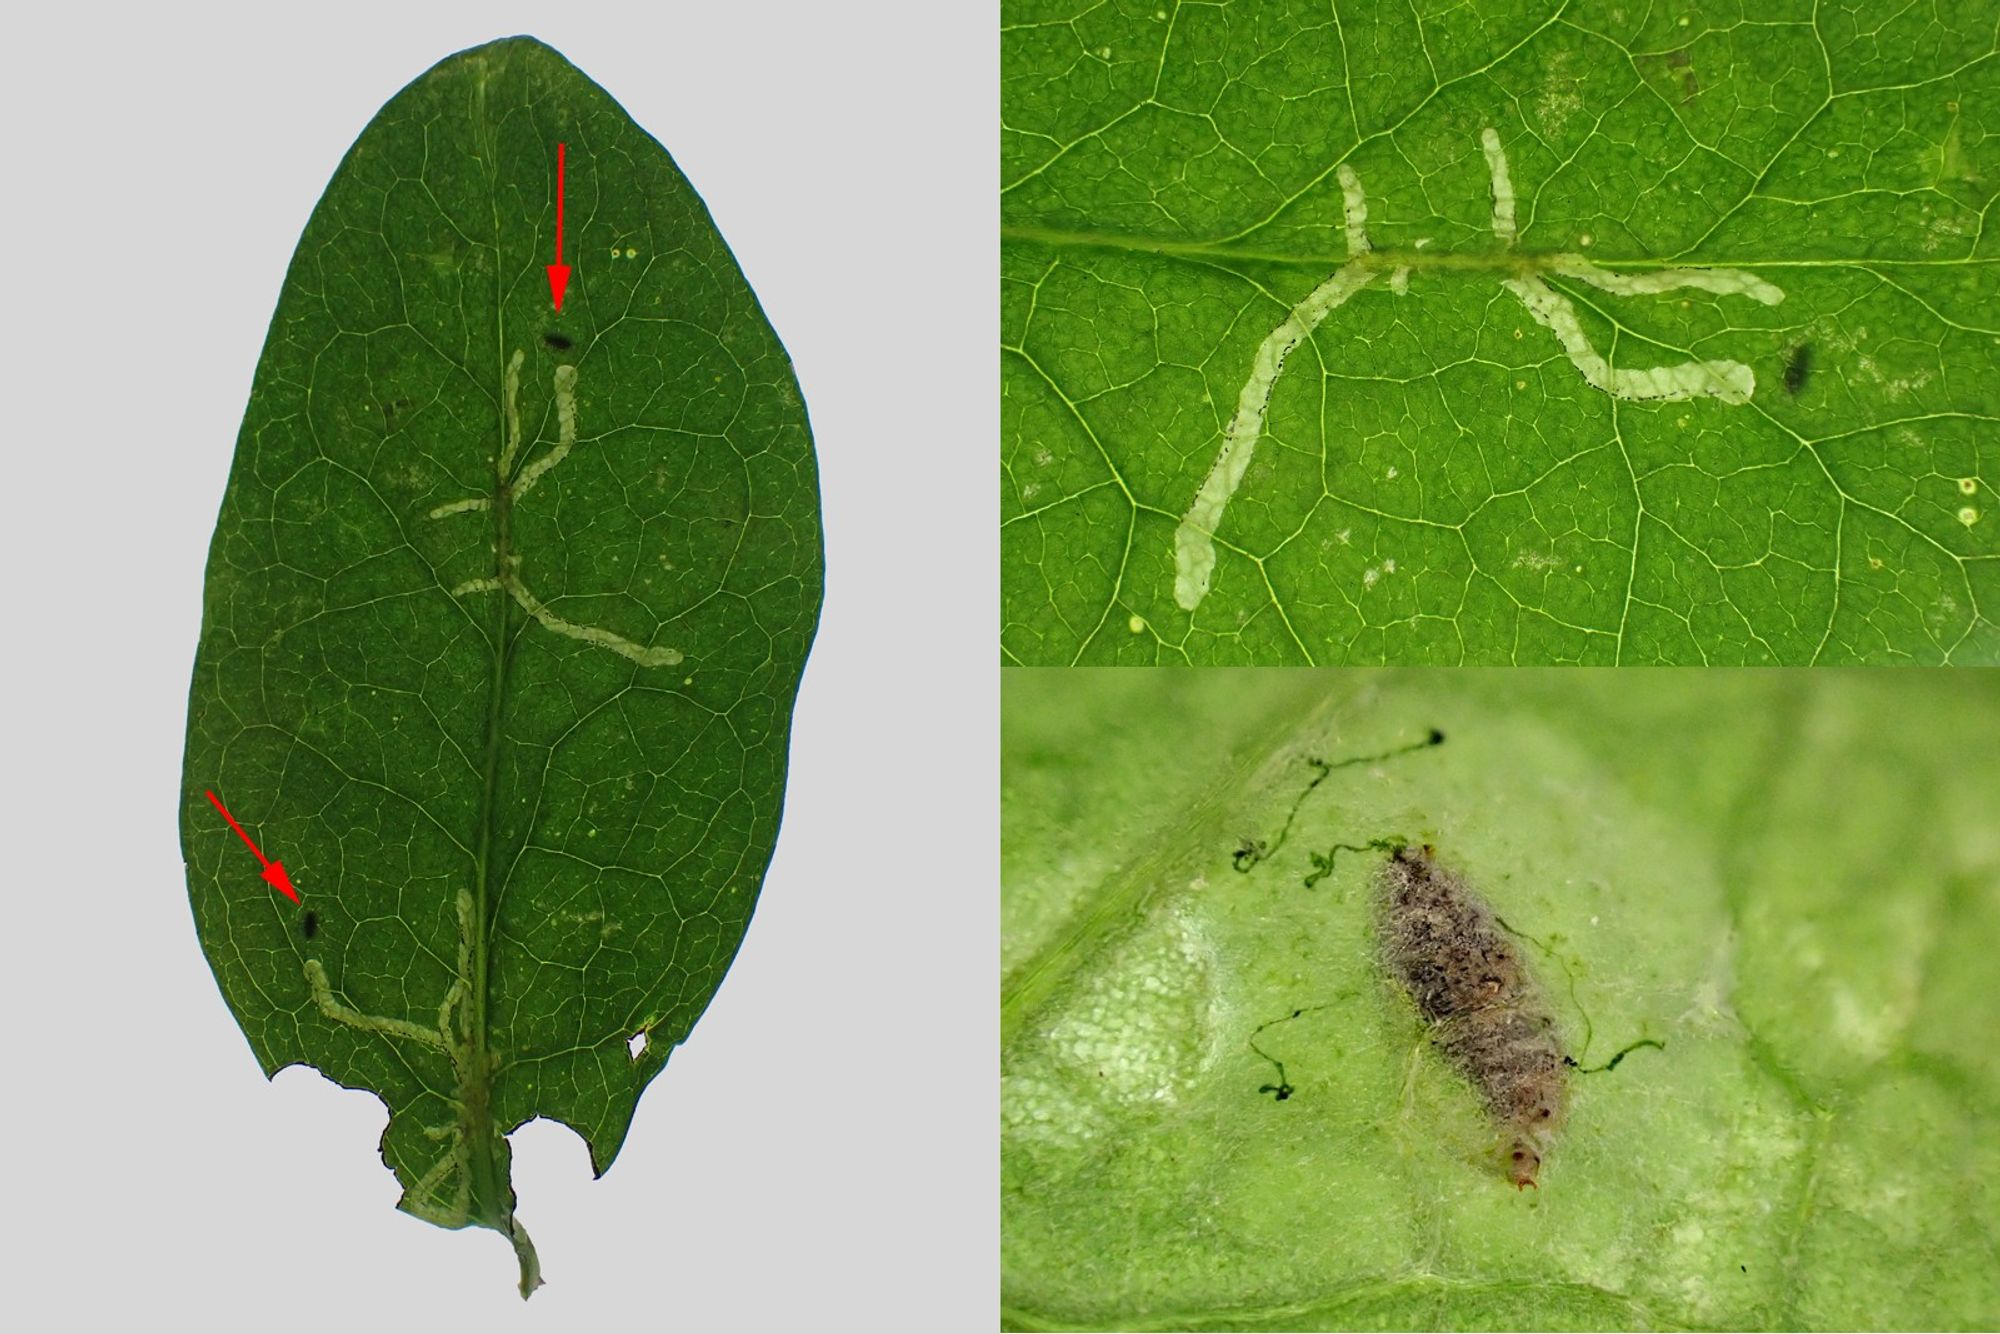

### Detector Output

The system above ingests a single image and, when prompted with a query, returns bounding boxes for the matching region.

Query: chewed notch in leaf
[180,36,822,1296]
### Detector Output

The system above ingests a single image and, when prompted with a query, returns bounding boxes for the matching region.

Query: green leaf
[1002,670,2000,1330]
[1001,3,2000,664]
[180,36,821,1294]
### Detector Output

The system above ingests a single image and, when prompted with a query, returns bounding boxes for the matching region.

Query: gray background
[1,1,993,1326]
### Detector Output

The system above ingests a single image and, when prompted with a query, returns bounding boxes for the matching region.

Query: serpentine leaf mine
[1171,127,1783,612]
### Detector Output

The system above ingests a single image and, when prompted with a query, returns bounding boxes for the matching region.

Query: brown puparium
[1375,844,1568,1188]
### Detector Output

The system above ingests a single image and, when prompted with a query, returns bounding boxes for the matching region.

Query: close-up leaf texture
[1001,2,2000,664]
[1001,669,2000,1331]
[179,36,821,1292]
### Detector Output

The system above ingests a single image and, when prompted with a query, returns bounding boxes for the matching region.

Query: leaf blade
[1002,670,2000,1330]
[999,5,2000,664]
[182,36,821,1292]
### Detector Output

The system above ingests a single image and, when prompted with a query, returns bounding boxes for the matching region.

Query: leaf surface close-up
[180,36,821,1293]
[1001,2,2000,664]
[1002,670,2000,1330]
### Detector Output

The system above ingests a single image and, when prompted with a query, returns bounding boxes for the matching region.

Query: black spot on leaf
[1783,344,1813,396]
[379,396,413,431]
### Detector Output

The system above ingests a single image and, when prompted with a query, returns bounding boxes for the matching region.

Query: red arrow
[546,141,571,312]
[204,790,300,903]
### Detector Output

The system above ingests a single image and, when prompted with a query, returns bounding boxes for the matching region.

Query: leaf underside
[1001,669,2000,1331]
[181,35,821,1294]
[1001,2,2000,664]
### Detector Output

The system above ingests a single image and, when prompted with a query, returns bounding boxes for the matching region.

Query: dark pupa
[302,910,319,940]
[542,331,573,351]
[1375,844,1566,1188]
[1782,343,1812,396]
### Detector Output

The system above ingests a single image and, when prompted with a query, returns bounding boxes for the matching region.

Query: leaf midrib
[464,56,521,1269]
[1002,222,1997,271]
